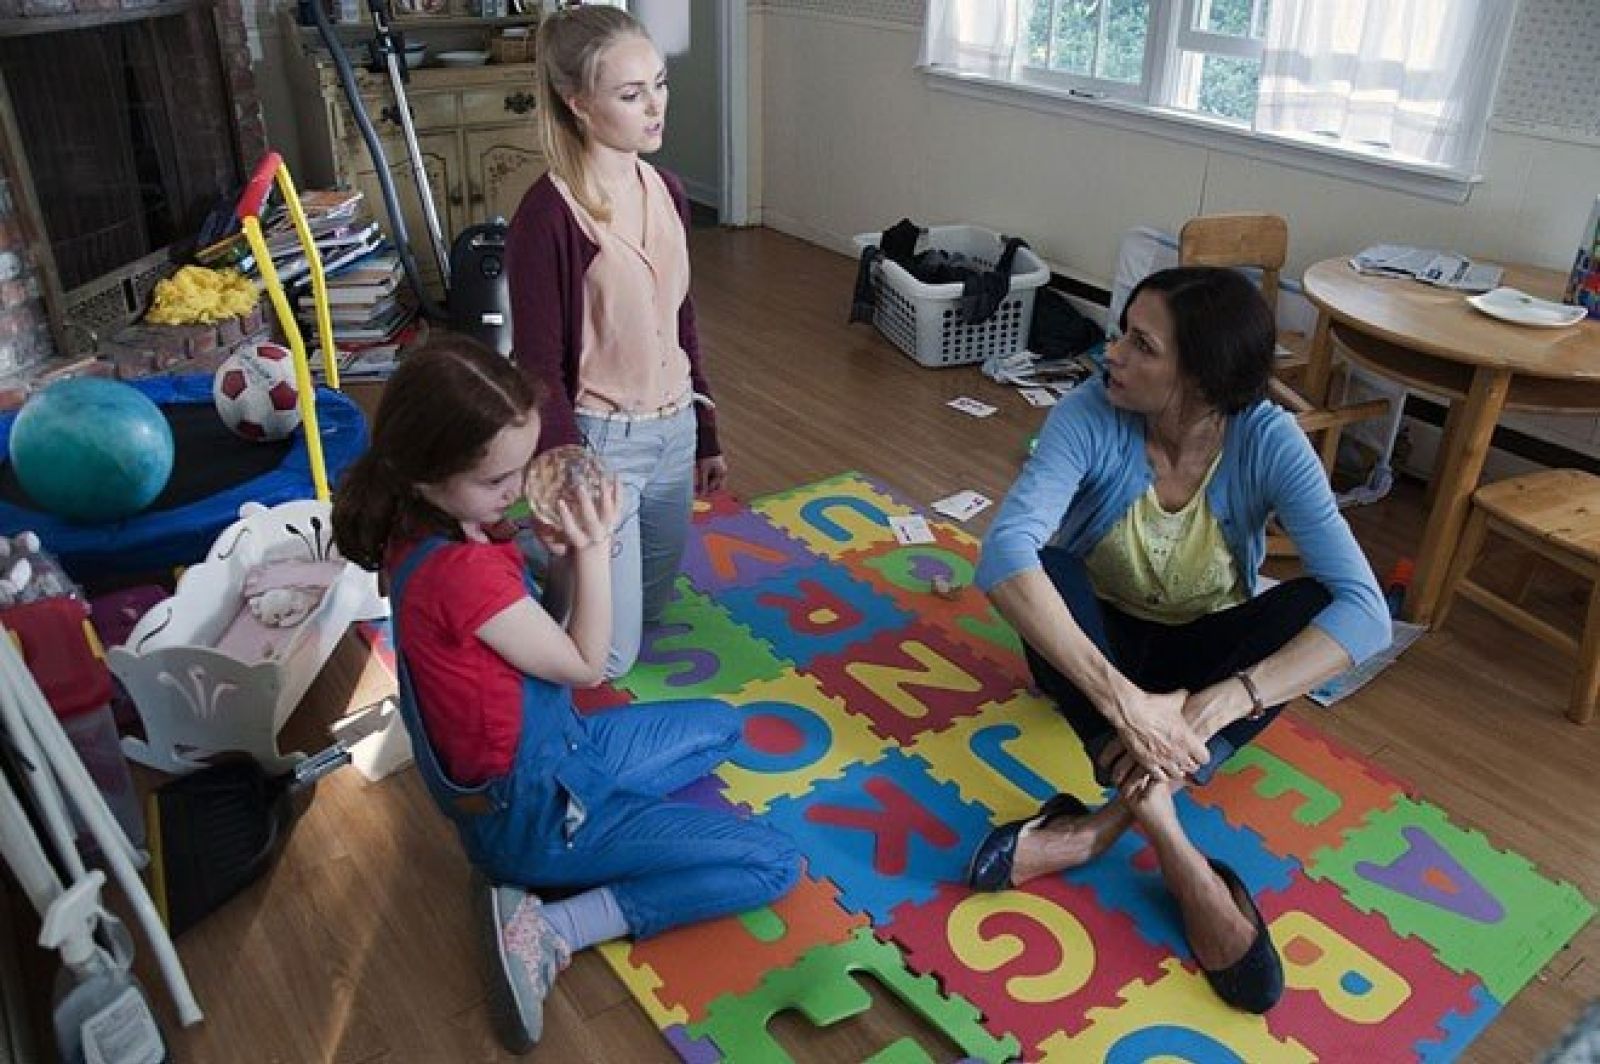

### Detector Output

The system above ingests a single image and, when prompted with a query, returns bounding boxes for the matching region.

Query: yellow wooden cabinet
[289,35,545,299]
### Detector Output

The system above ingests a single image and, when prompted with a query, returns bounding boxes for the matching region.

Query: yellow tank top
[1084,456,1246,624]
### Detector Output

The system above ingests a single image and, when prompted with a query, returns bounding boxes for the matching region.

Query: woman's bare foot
[1131,782,1256,971]
[1182,865,1260,971]
[1008,800,1134,885]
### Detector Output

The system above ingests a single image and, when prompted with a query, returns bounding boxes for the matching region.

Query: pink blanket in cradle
[212,560,345,663]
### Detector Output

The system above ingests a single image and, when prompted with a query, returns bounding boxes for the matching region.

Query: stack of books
[300,250,420,380]
[309,319,422,383]
[198,189,384,286]
[194,187,422,380]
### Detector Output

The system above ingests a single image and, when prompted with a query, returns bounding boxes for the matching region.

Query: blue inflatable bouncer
[0,374,367,585]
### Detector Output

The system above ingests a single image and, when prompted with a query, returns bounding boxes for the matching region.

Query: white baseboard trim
[760,209,856,257]
[757,209,1593,484]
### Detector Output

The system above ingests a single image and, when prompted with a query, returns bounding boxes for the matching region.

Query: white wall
[744,3,765,221]
[753,2,1600,463]
[755,8,1600,289]
[648,1,723,208]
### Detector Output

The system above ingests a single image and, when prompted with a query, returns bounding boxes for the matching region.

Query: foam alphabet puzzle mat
[589,473,1593,1062]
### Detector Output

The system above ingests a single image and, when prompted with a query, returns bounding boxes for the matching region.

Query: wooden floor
[136,225,1599,1062]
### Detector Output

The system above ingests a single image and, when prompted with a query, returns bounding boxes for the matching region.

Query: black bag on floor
[1028,287,1105,360]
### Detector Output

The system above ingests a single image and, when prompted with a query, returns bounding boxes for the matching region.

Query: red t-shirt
[390,537,528,784]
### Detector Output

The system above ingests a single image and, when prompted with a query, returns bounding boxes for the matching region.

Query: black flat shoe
[965,792,1089,892]
[1191,859,1284,1014]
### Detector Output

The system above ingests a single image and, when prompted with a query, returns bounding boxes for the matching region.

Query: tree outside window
[928,0,1512,185]
[1023,0,1269,122]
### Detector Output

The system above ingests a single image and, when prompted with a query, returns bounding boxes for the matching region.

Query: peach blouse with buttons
[551,162,691,416]
[507,162,721,461]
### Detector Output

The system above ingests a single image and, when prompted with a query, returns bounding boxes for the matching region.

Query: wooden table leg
[1573,578,1600,724]
[1405,367,1511,625]
[1304,313,1334,406]
[1424,400,1463,510]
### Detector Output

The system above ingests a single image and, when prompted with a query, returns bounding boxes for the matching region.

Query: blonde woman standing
[508,5,723,678]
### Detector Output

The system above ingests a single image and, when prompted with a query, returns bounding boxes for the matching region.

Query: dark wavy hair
[331,339,543,571]
[1119,266,1276,414]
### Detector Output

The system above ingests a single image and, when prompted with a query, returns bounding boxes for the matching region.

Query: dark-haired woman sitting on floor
[966,266,1390,1013]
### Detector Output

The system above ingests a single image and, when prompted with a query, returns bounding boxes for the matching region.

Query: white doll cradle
[107,498,387,775]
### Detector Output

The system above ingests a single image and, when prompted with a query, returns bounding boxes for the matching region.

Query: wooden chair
[1178,213,1394,554]
[1435,469,1600,724]
[1178,213,1392,456]
[1178,213,1304,372]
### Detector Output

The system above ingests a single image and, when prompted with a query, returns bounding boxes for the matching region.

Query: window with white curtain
[1021,0,1270,120]
[921,0,1516,187]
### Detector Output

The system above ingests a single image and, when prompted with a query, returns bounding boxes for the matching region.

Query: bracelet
[1235,670,1267,721]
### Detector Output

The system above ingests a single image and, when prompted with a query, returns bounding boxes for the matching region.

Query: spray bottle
[1383,557,1415,620]
[38,871,169,1064]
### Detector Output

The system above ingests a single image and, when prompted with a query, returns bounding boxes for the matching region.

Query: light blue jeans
[551,404,697,678]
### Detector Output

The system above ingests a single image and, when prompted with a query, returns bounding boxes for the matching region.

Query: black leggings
[1024,547,1332,786]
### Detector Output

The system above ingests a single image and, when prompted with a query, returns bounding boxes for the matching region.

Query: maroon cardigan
[506,168,721,459]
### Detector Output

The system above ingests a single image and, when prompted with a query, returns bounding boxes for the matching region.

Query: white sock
[541,887,629,953]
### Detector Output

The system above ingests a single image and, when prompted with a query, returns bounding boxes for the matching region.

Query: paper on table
[1348,245,1502,292]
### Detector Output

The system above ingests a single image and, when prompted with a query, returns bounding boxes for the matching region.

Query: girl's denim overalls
[388,537,799,937]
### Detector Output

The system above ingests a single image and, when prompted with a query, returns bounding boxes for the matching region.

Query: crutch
[0,635,201,1025]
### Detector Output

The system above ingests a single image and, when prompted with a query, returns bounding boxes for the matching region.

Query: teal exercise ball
[10,377,175,523]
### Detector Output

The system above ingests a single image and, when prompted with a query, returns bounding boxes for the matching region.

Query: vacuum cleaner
[309,0,514,356]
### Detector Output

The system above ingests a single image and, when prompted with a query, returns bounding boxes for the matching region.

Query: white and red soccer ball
[213,342,303,442]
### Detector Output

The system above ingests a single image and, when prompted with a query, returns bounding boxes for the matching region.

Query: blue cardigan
[976,379,1391,665]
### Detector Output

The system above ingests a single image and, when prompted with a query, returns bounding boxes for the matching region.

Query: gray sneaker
[476,877,571,1053]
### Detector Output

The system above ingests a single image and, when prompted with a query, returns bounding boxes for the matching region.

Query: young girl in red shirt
[332,341,799,1053]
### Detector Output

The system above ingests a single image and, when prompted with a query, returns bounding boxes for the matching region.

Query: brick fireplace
[0,157,52,378]
[0,0,266,381]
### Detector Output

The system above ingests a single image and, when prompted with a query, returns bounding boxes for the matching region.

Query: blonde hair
[535,5,652,222]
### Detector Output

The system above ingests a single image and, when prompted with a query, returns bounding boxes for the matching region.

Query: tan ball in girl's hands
[523,444,610,527]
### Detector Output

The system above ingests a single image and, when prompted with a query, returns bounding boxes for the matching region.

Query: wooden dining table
[1301,258,1600,625]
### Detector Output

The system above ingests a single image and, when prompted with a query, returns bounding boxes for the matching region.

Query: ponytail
[331,450,405,572]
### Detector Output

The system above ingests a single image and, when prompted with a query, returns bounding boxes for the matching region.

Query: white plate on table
[437,50,490,67]
[1466,287,1588,329]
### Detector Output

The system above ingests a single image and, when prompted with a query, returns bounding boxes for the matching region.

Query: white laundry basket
[853,225,1048,368]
